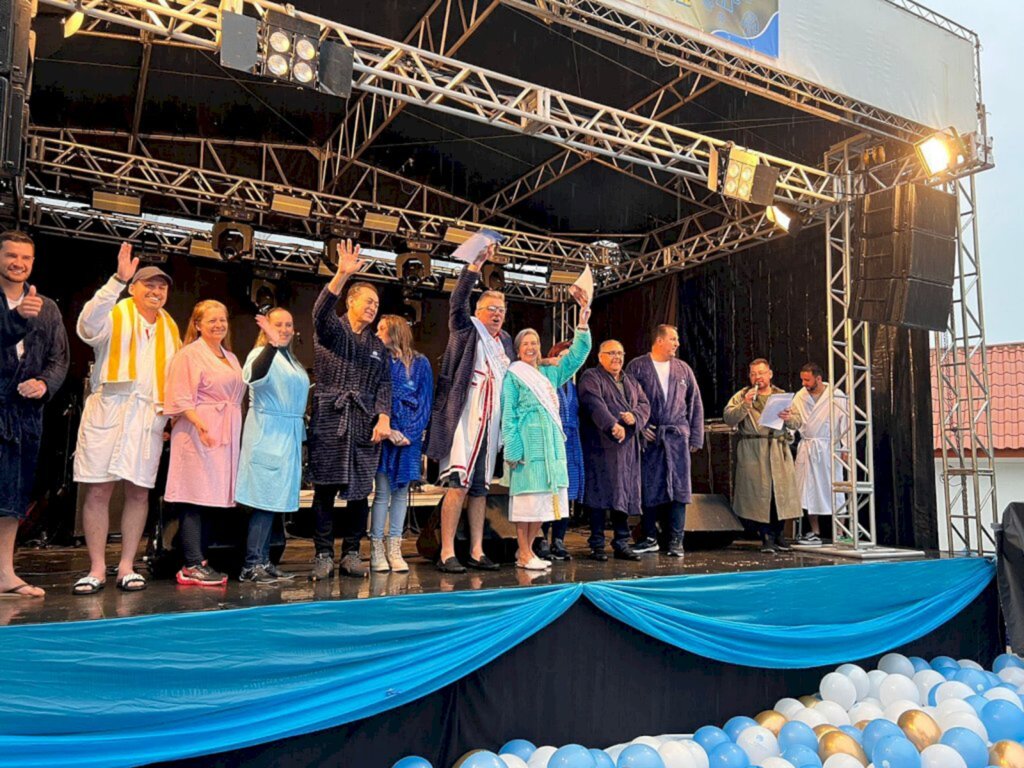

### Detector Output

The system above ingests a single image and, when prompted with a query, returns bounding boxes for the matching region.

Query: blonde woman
[235,308,310,583]
[164,300,245,587]
[370,315,433,572]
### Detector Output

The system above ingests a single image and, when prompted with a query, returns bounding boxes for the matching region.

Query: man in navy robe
[0,230,69,597]
[578,339,650,561]
[625,324,704,558]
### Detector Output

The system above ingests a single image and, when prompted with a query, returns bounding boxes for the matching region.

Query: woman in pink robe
[164,300,244,587]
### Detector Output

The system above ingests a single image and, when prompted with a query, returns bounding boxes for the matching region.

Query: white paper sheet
[451,228,505,265]
[569,265,594,306]
[758,392,795,431]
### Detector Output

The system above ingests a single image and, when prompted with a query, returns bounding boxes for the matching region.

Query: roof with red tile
[932,343,1024,453]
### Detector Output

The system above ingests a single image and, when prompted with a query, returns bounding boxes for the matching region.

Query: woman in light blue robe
[236,309,310,582]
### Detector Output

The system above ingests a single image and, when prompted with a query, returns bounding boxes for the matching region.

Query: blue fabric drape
[0,558,993,768]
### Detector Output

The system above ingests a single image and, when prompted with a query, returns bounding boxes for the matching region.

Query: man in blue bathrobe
[625,324,704,558]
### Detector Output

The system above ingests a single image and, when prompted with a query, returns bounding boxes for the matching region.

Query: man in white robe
[792,362,848,546]
[72,244,179,594]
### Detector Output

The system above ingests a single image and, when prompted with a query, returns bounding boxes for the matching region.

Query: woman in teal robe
[236,309,310,582]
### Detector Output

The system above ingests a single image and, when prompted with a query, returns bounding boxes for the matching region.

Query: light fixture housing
[258,11,321,88]
[708,144,779,206]
[92,189,142,216]
[270,192,313,218]
[549,269,581,285]
[363,212,401,233]
[766,204,804,236]
[212,219,254,261]
[914,129,968,178]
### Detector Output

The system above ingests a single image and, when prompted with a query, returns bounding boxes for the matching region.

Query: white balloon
[998,667,1024,687]
[936,699,975,720]
[984,688,1024,710]
[660,742,698,768]
[736,726,781,764]
[605,745,625,763]
[880,675,921,707]
[527,746,556,768]
[861,697,885,709]
[920,744,968,768]
[634,736,665,749]
[792,708,829,728]
[815,700,853,726]
[762,759,797,768]
[868,670,890,700]
[848,701,886,724]
[914,671,947,702]
[502,757,530,768]
[837,664,872,702]
[883,699,919,722]
[938,712,988,741]
[933,682,974,703]
[821,673,859,710]
[824,754,866,768]
[879,654,916,679]
[679,740,710,768]
[957,659,984,671]
[776,698,806,719]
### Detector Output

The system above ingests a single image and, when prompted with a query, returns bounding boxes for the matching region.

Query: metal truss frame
[824,138,877,550]
[499,0,984,145]
[37,0,837,210]
[933,176,998,555]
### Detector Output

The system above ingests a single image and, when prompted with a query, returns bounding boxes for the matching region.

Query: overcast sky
[918,1,1021,343]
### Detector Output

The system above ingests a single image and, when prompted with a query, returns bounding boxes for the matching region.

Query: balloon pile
[392,653,1024,768]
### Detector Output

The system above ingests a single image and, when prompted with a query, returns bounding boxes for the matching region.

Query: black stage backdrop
[675,229,938,550]
[151,581,1000,768]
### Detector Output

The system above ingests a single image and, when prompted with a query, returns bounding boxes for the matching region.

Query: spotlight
[258,11,321,88]
[766,204,804,236]
[401,299,423,326]
[363,212,401,233]
[915,129,968,178]
[92,189,141,216]
[708,144,780,206]
[63,11,85,38]
[397,252,432,285]
[481,264,505,292]
[250,279,277,314]
[212,217,254,262]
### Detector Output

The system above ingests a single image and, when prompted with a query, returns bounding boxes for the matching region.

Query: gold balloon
[990,741,1024,768]
[756,710,788,736]
[814,724,840,738]
[898,709,942,751]
[854,720,871,731]
[799,695,821,707]
[818,731,869,766]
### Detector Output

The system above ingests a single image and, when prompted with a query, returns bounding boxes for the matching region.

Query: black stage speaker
[852,183,957,331]
[0,0,32,181]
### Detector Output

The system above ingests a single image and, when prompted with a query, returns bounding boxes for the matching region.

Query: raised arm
[77,243,137,347]
[552,328,592,387]
[314,239,365,346]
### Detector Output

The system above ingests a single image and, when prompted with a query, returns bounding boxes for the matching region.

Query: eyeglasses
[482,305,507,315]
[600,351,624,358]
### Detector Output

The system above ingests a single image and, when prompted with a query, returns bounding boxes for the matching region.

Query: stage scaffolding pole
[825,139,877,551]
[933,174,998,556]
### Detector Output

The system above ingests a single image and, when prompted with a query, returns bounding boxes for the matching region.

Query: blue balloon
[617,743,665,768]
[966,695,990,715]
[708,742,750,768]
[872,736,922,768]
[985,672,1003,688]
[863,719,907,758]
[695,727,732,753]
[941,727,989,768]
[981,699,1024,741]
[941,668,961,681]
[954,669,991,694]
[549,744,597,768]
[781,746,822,768]
[933,656,960,671]
[392,758,433,768]
[591,749,616,768]
[500,740,537,761]
[779,722,819,754]
[839,726,864,744]
[994,654,1024,673]
[724,717,760,742]
[910,657,931,673]
[460,752,505,768]
[996,683,1020,692]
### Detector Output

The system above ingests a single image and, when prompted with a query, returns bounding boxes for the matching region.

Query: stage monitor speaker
[859,228,956,285]
[851,276,952,331]
[0,77,27,179]
[861,183,957,239]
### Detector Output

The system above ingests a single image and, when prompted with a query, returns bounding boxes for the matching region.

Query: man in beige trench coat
[723,358,803,554]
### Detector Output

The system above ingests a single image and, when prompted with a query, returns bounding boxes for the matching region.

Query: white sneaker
[795,532,823,546]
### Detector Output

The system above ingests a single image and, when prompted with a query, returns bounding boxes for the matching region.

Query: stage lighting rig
[766,204,805,236]
[396,251,433,286]
[212,208,254,262]
[915,129,970,179]
[707,143,780,206]
[481,264,505,292]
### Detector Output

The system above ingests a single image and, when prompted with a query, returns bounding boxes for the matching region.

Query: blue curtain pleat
[0,558,993,768]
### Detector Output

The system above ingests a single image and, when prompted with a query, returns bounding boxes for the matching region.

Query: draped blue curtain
[0,558,993,768]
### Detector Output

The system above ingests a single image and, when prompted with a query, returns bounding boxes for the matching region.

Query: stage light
[250,279,277,314]
[915,130,966,178]
[258,11,321,89]
[482,264,505,291]
[442,278,459,293]
[766,204,803,236]
[63,11,84,38]
[397,252,432,284]
[212,215,254,262]
[268,30,291,54]
[443,226,474,244]
[363,212,401,233]
[296,38,317,61]
[549,270,580,285]
[708,144,780,206]
[189,239,218,260]
[266,54,289,77]
[293,60,315,84]
[270,193,312,217]
[92,190,141,216]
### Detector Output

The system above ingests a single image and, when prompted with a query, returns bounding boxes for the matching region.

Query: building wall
[934,456,1024,554]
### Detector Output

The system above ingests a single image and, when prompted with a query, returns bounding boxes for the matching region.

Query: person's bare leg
[0,517,43,596]
[528,522,543,553]
[81,481,116,581]
[117,482,150,580]
[810,515,821,535]
[515,521,532,566]
[439,486,468,562]
[466,495,487,561]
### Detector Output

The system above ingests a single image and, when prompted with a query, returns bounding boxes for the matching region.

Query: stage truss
[24,0,996,553]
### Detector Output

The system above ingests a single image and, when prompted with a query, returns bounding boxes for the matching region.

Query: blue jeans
[245,509,276,568]
[542,518,569,542]
[642,501,687,543]
[370,472,410,540]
